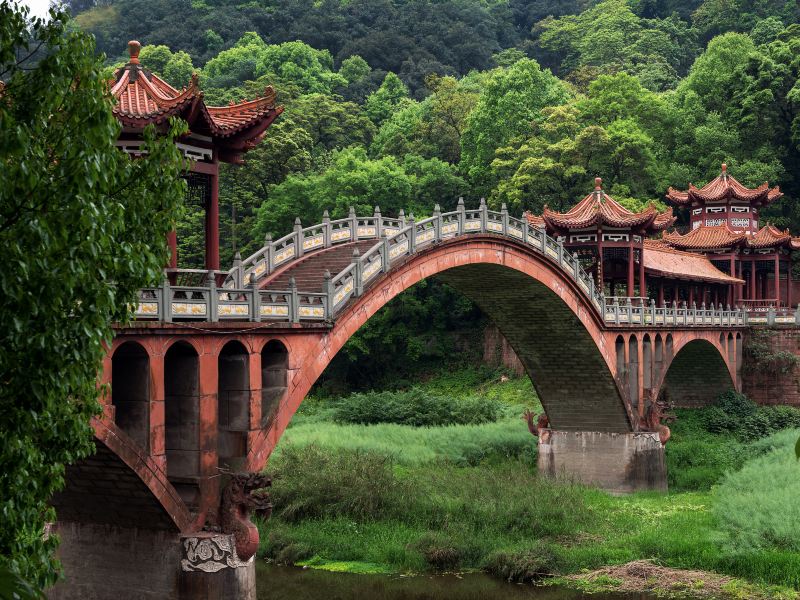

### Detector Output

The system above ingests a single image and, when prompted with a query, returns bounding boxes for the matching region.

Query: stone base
[48,523,255,600]
[537,430,667,494]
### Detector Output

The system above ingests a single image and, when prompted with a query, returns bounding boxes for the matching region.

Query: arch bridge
[51,201,746,600]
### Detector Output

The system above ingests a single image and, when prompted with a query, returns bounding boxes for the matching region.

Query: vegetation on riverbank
[259,369,800,596]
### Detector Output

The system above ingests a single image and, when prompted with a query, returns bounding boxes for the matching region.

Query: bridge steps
[262,240,377,291]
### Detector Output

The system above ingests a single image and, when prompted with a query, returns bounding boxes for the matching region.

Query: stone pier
[537,429,667,494]
[49,524,255,600]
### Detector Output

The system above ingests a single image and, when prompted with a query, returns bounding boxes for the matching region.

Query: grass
[260,368,800,594]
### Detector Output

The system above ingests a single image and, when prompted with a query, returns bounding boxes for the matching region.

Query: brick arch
[53,418,192,532]
[247,236,632,471]
[658,337,735,408]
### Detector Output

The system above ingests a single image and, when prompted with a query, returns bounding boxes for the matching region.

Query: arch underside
[659,339,735,408]
[436,264,631,432]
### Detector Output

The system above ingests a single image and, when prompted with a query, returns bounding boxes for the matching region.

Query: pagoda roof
[524,212,545,228]
[666,163,782,206]
[540,178,675,233]
[642,240,743,285]
[663,223,800,251]
[111,41,282,163]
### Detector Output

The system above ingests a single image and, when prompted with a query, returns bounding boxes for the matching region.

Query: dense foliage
[66,0,800,389]
[331,387,501,426]
[0,3,186,587]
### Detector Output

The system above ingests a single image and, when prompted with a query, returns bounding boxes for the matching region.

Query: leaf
[795,436,800,461]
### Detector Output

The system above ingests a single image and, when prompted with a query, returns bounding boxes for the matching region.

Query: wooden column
[658,280,664,307]
[638,239,646,298]
[689,285,694,306]
[774,253,780,306]
[205,160,220,272]
[167,230,178,269]
[788,254,794,309]
[627,244,635,297]
[749,259,756,300]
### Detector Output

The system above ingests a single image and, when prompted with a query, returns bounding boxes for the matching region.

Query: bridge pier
[49,524,255,600]
[537,429,667,494]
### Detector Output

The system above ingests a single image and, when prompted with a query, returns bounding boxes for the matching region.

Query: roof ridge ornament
[128,40,141,65]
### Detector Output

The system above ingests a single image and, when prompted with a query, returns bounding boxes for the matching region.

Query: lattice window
[730,218,750,229]
[731,206,749,213]
[184,172,211,209]
[705,218,724,227]
[706,206,725,213]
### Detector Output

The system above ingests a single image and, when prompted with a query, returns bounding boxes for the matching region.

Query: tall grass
[714,430,800,555]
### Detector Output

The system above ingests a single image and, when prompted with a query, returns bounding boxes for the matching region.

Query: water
[256,563,659,600]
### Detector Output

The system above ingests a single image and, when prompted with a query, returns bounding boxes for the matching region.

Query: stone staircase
[261,240,377,291]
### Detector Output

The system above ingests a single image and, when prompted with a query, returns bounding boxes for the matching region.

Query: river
[256,563,659,600]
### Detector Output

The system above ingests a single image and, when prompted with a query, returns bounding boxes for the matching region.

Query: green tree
[460,58,570,195]
[138,44,195,88]
[0,4,186,588]
[364,72,411,127]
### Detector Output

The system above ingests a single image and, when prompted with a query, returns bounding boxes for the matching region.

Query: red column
[749,259,756,300]
[788,255,794,309]
[658,280,664,307]
[205,165,220,272]
[774,253,780,306]
[689,285,694,306]
[167,230,178,269]
[639,240,646,299]
[627,244,635,297]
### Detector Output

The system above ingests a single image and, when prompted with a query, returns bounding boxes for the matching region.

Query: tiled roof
[110,41,282,160]
[666,164,782,206]
[643,240,743,284]
[663,223,800,251]
[524,212,545,227]
[662,224,746,251]
[542,178,675,233]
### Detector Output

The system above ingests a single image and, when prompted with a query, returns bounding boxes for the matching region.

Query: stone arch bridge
[51,202,746,599]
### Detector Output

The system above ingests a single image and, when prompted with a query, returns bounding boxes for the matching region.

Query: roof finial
[128,40,141,65]
[721,163,727,175]
[594,177,602,191]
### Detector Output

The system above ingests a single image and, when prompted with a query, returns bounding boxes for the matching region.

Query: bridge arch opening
[261,340,288,429]
[654,334,664,385]
[111,341,150,450]
[218,341,250,470]
[164,341,200,505]
[615,335,626,383]
[660,339,734,407]
[628,335,639,410]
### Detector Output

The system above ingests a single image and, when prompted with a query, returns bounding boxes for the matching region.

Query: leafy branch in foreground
[0,2,186,588]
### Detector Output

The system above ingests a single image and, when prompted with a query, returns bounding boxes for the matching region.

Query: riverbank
[258,369,800,598]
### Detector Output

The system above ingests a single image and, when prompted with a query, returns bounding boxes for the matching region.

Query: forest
[69,0,800,387]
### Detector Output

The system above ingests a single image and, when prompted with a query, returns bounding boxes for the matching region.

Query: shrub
[267,445,408,522]
[332,387,501,426]
[410,533,463,571]
[484,545,561,582]
[714,429,800,553]
[715,390,757,420]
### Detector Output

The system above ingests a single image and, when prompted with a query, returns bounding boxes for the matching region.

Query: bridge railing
[133,200,746,327]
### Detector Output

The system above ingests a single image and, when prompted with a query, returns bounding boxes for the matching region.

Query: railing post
[650,298,656,324]
[374,205,383,238]
[265,233,274,275]
[350,206,359,241]
[767,305,776,326]
[161,273,171,323]
[626,297,633,324]
[457,197,465,235]
[398,209,406,229]
[726,304,731,326]
[323,270,333,322]
[589,277,595,302]
[571,251,579,280]
[521,220,528,245]
[700,302,706,325]
[381,237,390,271]
[672,300,677,323]
[323,209,332,248]
[352,248,363,296]
[557,238,564,265]
[479,198,488,233]
[289,277,299,323]
[294,217,304,258]
[207,270,218,322]
[501,203,509,237]
[408,215,416,254]
[232,251,243,289]
[250,273,261,322]
[614,297,620,325]
[433,203,442,242]
[795,305,800,326]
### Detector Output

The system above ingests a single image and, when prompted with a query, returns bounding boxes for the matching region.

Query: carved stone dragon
[522,409,549,436]
[642,393,676,445]
[220,473,272,562]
